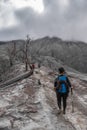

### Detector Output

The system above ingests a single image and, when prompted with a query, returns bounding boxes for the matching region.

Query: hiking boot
[63,110,66,114]
[57,109,61,114]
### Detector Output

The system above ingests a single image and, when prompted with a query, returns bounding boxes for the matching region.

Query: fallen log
[0,70,33,88]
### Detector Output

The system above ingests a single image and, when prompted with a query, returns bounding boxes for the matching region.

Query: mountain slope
[0,36,87,73]
[30,36,87,73]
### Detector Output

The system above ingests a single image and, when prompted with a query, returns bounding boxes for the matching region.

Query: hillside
[0,37,87,129]
[0,36,87,76]
[30,36,87,73]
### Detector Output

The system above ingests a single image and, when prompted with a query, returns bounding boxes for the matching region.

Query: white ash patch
[21,121,43,130]
[0,99,9,108]
[77,96,87,105]
[83,95,87,99]
[0,118,10,128]
[64,111,87,130]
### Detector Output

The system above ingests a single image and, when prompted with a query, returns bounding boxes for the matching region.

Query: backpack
[54,75,69,93]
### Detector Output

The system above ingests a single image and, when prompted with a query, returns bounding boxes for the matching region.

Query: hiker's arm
[54,77,58,91]
[66,77,73,93]
[54,86,57,91]
[66,77,71,88]
[54,82,58,91]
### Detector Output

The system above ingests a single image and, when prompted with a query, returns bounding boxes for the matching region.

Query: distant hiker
[30,64,35,70]
[30,64,35,75]
[38,63,41,68]
[32,64,35,70]
[54,67,72,114]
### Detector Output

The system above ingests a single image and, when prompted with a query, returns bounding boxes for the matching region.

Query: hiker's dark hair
[58,67,65,74]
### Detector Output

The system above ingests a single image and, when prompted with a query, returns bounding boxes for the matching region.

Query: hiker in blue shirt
[54,67,72,114]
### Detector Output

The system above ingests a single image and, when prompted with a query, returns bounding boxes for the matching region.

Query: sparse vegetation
[0,36,87,82]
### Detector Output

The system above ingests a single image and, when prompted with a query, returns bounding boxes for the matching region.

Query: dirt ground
[0,66,87,130]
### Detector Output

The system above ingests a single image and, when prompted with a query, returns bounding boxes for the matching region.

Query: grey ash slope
[30,36,87,73]
[0,36,87,73]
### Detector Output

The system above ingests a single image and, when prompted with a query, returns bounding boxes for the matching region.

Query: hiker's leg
[56,92,61,110]
[62,93,68,114]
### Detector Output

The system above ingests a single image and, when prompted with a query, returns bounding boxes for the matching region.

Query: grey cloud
[0,0,87,42]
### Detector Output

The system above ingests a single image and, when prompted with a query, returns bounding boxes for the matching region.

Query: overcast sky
[0,0,87,42]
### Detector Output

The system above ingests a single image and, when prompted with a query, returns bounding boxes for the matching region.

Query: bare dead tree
[16,35,31,71]
[12,41,16,57]
[0,57,9,74]
[6,41,16,67]
[25,35,31,71]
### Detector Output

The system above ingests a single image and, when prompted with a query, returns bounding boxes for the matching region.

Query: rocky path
[34,67,87,130]
[32,68,76,130]
[0,66,87,130]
